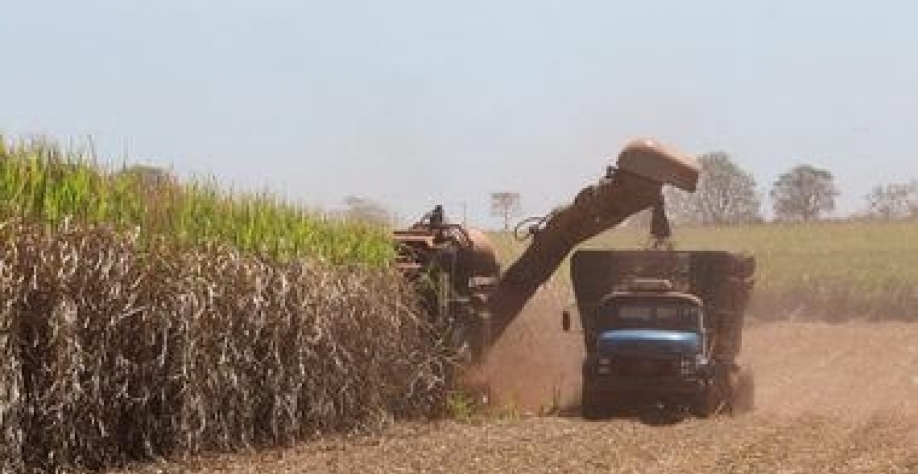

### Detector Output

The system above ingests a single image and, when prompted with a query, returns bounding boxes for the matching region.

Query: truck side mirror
[562,310,571,331]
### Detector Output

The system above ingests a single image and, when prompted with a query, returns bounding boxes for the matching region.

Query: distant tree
[490,191,521,231]
[864,181,918,220]
[665,152,762,225]
[770,164,839,222]
[343,195,392,226]
[113,164,180,198]
[116,164,175,186]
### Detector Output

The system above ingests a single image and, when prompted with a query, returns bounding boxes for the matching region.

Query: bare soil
[119,293,918,473]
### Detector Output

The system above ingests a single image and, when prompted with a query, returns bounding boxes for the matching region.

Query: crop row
[0,137,393,265]
[0,220,448,472]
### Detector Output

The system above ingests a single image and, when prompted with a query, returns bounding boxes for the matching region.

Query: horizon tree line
[662,152,915,225]
[121,159,918,229]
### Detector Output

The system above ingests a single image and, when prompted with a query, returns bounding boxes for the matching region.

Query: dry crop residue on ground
[126,320,918,474]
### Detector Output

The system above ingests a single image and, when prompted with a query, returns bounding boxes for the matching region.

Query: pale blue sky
[2,1,916,226]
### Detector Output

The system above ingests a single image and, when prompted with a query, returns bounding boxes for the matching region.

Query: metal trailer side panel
[570,250,755,361]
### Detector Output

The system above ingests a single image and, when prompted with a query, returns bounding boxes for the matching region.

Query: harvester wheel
[448,322,475,366]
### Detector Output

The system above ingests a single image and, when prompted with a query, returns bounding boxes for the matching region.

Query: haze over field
[3,1,917,226]
[147,315,918,474]
[4,4,918,472]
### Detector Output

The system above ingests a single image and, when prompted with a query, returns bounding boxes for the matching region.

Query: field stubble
[148,302,918,474]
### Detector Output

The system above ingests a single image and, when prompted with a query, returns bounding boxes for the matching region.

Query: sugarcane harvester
[394,138,703,361]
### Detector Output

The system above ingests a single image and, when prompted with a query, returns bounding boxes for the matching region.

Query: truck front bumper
[586,374,706,400]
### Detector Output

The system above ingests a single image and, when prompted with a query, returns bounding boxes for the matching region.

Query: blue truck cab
[574,280,713,417]
[565,250,756,420]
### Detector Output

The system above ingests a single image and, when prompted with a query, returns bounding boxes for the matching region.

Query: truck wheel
[691,387,717,418]
[731,368,755,414]
[581,381,606,420]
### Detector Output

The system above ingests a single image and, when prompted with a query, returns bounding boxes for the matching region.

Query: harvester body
[569,250,756,418]
[393,210,499,360]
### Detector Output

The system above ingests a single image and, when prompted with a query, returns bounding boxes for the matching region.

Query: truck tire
[694,362,733,417]
[691,386,717,418]
[731,368,755,414]
[581,380,605,420]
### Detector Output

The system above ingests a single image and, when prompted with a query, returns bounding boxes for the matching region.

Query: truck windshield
[600,302,702,332]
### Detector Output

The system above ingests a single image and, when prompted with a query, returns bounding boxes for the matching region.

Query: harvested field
[128,321,918,474]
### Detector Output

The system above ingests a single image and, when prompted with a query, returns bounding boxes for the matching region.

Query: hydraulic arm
[487,138,700,342]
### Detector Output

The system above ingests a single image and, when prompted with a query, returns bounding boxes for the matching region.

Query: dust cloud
[476,282,584,412]
[180,320,918,474]
[478,285,918,423]
[743,321,918,421]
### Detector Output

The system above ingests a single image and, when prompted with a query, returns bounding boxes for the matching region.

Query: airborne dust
[155,286,918,474]
[478,283,918,424]
[476,281,583,412]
